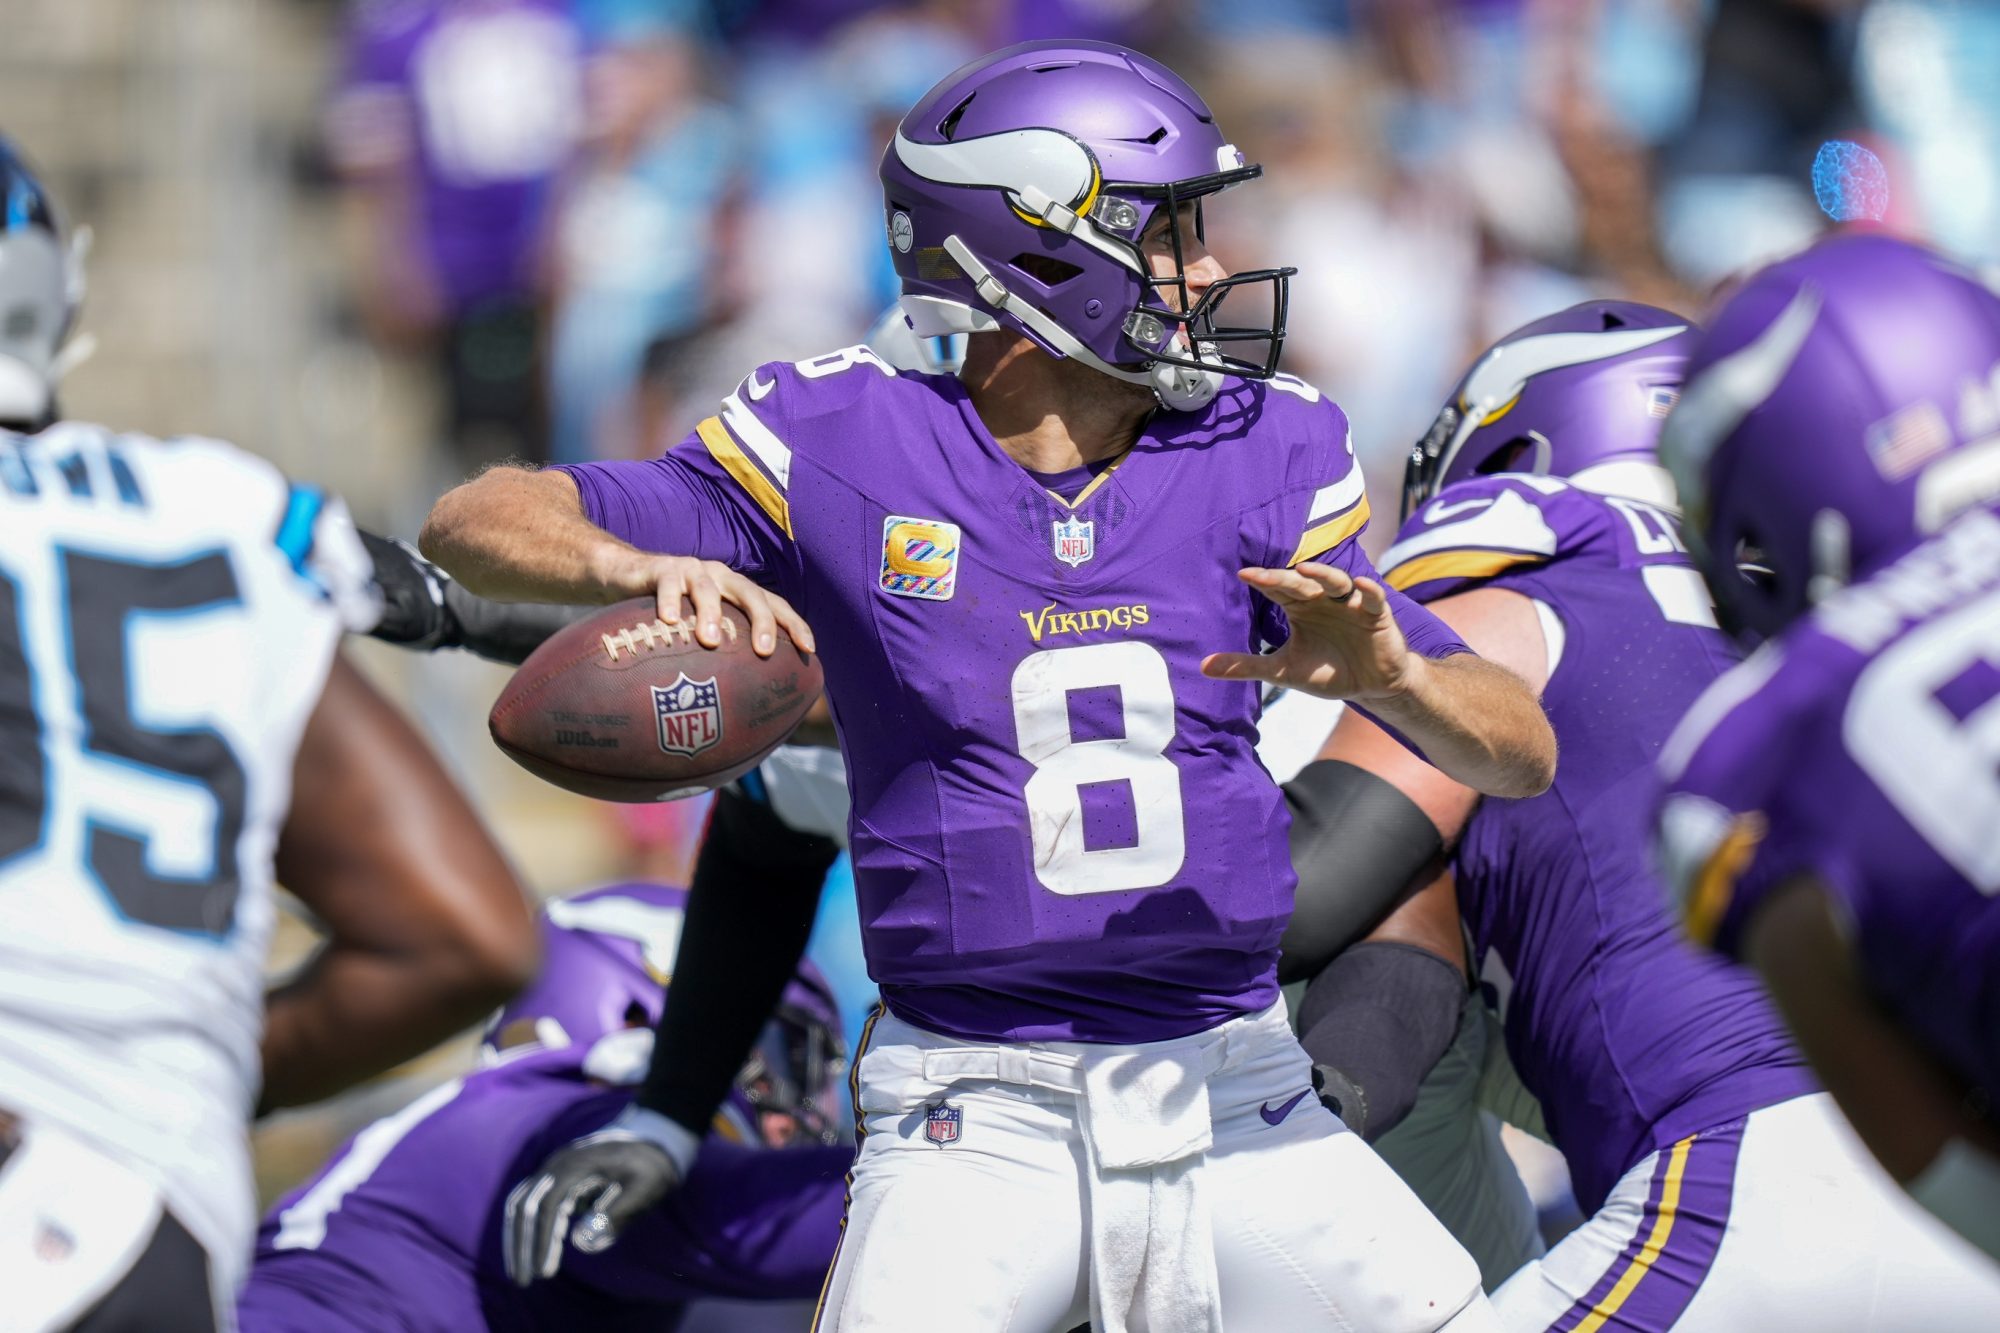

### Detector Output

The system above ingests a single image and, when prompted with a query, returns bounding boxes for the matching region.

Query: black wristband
[1297,940,1465,1141]
[637,785,840,1136]
[1277,760,1445,984]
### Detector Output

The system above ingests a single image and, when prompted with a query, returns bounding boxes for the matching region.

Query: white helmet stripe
[1459,325,1690,419]
[894,128,1096,211]
[1658,287,1821,496]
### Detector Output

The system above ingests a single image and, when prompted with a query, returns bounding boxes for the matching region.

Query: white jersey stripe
[1382,488,1561,569]
[721,391,793,491]
[1306,468,1366,523]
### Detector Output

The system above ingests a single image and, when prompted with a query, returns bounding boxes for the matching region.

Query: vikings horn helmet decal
[1661,233,2000,640]
[880,41,1294,412]
[1403,301,1698,520]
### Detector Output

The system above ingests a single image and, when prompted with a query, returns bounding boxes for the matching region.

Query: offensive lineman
[239,883,850,1333]
[0,140,541,1330]
[423,39,1555,1333]
[1289,301,2000,1328]
[1657,233,2000,1264]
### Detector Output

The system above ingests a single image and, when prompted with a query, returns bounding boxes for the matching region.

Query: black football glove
[360,528,592,666]
[503,1106,692,1284]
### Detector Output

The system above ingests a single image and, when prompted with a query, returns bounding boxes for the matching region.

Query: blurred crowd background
[3,0,1996,1209]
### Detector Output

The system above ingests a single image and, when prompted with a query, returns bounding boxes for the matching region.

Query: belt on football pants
[909,1022,1238,1333]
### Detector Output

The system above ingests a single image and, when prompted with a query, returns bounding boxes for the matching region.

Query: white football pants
[1493,1092,2000,1330]
[812,1001,1498,1332]
[0,1112,228,1332]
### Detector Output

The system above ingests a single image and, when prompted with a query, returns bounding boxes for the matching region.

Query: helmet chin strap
[938,235,1223,411]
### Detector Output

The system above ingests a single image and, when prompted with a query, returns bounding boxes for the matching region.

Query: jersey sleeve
[1379,476,1578,604]
[554,364,804,596]
[1265,387,1373,570]
[1653,642,1821,958]
[291,488,384,634]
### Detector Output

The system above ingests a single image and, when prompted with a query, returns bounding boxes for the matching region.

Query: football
[489,598,822,802]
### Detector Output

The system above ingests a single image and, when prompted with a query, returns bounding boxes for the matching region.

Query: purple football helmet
[1659,233,2000,640]
[1402,300,1697,522]
[879,40,1293,411]
[483,882,849,1148]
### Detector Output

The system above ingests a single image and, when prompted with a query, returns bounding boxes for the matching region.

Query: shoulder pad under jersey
[1195,373,1369,567]
[1381,475,1615,602]
[688,345,915,539]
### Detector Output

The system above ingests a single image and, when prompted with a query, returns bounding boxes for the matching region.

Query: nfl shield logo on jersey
[652,674,722,757]
[1053,517,1094,568]
[924,1101,962,1147]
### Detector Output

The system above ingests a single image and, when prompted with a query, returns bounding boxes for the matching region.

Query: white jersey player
[0,139,539,1332]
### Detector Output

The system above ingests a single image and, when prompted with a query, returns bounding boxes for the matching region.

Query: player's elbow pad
[1278,761,1444,983]
[1296,940,1465,1141]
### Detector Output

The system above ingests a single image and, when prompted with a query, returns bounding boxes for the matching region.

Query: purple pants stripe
[1548,1116,1747,1332]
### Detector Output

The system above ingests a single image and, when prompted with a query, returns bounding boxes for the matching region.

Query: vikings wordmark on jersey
[559,347,1469,1045]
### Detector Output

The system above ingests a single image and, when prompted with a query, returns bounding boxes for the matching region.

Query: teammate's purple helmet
[1659,233,2000,640]
[483,883,849,1148]
[1402,301,1697,521]
[879,40,1293,411]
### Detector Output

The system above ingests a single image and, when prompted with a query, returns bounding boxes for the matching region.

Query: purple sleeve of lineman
[1256,541,1470,660]
[564,1142,849,1305]
[554,440,800,596]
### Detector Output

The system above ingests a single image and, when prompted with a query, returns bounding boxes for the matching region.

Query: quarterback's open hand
[1201,563,1418,702]
[503,1111,685,1285]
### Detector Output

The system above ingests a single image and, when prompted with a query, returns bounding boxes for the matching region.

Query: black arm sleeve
[637,784,840,1137]
[1277,760,1445,984]
[440,581,596,666]
[1297,940,1465,1141]
[359,526,595,665]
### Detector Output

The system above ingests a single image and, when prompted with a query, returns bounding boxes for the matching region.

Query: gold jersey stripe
[1288,494,1372,567]
[697,415,792,538]
[1573,1135,1696,1333]
[1045,449,1132,509]
[1384,546,1546,591]
[1685,812,1767,949]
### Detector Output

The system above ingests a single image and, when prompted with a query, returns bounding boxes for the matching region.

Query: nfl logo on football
[924,1101,962,1147]
[1053,517,1094,568]
[652,673,723,757]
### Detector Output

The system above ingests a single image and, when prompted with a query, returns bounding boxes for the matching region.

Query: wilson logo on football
[652,674,723,757]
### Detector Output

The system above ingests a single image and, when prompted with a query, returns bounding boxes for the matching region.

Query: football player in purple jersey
[238,882,851,1333]
[420,39,1557,1333]
[1278,298,2000,1328]
[1655,232,2000,1266]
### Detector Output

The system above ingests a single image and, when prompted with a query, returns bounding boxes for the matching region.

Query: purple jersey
[558,353,1468,1044]
[1657,505,2000,1116]
[328,0,581,309]
[238,1045,847,1333]
[1384,475,1815,1212]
